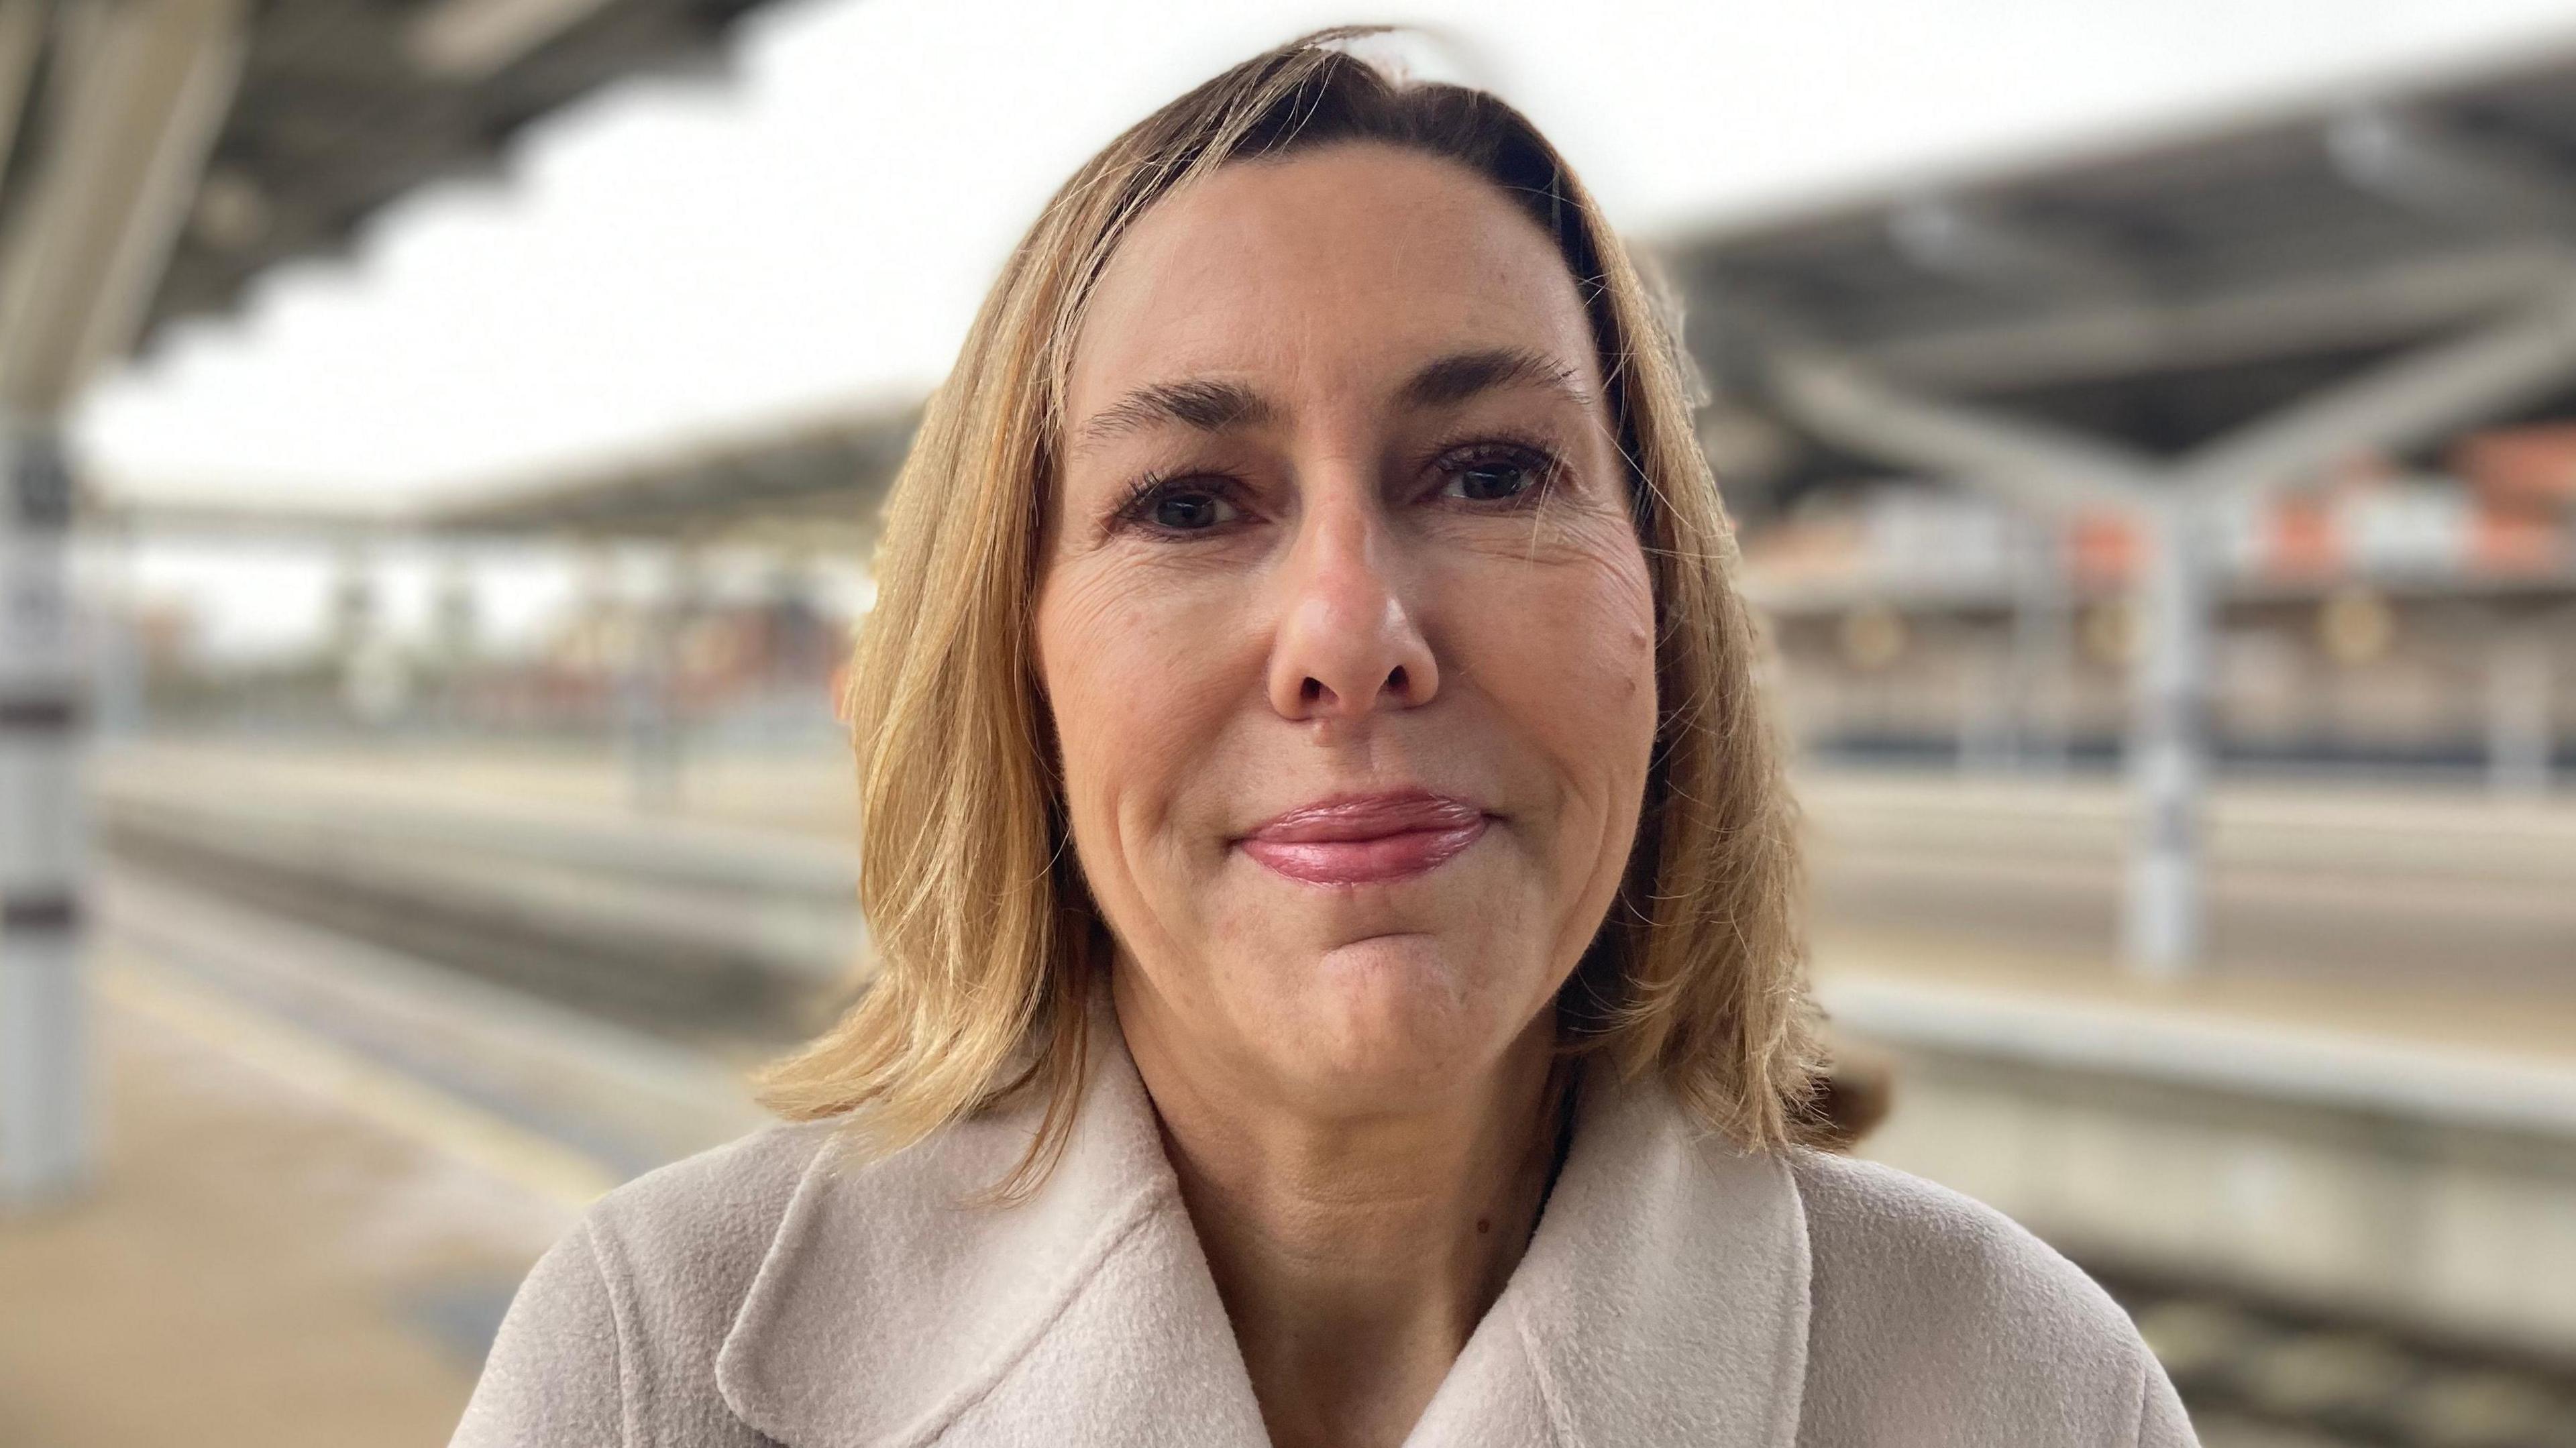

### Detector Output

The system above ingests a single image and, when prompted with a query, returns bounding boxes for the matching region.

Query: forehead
[1068,144,1601,412]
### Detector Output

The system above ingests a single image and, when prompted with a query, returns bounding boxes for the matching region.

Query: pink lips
[1238,790,1491,887]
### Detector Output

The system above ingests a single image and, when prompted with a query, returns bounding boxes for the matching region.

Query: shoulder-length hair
[758,27,1825,1190]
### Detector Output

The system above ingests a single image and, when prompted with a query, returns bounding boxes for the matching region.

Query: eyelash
[1436,436,1566,506]
[1108,467,1227,535]
[1106,435,1567,538]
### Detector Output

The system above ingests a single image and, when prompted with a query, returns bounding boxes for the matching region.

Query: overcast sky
[70,0,2576,509]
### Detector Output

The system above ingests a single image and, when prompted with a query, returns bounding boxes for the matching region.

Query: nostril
[1384,665,1408,696]
[1302,677,1326,703]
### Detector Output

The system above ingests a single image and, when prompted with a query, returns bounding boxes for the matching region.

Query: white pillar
[619,543,692,811]
[2487,625,2555,800]
[2007,514,2074,775]
[2123,499,2210,979]
[431,545,479,731]
[1,426,91,1207]
[432,547,480,663]
[1957,633,2014,774]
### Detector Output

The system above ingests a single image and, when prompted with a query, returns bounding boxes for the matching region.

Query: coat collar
[716,1005,1811,1448]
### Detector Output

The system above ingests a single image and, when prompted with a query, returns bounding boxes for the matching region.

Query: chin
[1280,934,1538,1107]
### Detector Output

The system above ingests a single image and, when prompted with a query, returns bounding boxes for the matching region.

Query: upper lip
[1240,789,1489,842]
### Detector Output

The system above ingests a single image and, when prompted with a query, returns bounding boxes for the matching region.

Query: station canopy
[423,401,920,545]
[0,0,784,457]
[1664,44,2576,513]
[57,23,2576,542]
[417,38,2576,541]
[148,0,778,347]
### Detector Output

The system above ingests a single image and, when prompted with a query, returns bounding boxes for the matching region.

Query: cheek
[1034,564,1249,873]
[1450,537,1659,788]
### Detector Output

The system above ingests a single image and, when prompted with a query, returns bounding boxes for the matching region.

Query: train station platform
[0,947,581,1448]
[7,737,2571,1445]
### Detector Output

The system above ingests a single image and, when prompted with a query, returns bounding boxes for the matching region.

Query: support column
[1,425,91,1207]
[2006,513,2074,775]
[1956,630,2015,775]
[2487,624,2555,800]
[431,545,480,732]
[329,542,403,727]
[619,543,694,811]
[1765,298,2576,977]
[2123,499,2212,979]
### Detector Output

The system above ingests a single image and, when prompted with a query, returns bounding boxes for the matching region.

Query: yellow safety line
[99,955,623,1213]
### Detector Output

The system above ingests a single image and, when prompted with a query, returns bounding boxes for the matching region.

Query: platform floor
[0,952,580,1448]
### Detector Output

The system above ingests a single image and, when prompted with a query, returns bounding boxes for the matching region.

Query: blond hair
[758,28,1824,1190]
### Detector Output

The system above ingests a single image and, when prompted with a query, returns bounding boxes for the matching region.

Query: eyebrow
[1075,378,1275,451]
[1071,347,1593,453]
[1395,347,1591,412]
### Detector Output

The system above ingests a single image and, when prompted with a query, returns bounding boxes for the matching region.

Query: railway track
[2108,1276,2576,1448]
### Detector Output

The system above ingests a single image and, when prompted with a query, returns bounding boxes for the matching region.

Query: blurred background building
[2,1,2573,1445]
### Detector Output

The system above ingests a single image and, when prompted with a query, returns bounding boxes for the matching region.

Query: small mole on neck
[1476,1217,1492,1234]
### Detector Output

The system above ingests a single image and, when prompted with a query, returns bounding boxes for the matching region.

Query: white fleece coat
[453,1010,2197,1448]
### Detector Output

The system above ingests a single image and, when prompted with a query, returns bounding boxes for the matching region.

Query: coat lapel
[1407,1069,1813,1448]
[714,1006,1268,1448]
[716,1007,1809,1448]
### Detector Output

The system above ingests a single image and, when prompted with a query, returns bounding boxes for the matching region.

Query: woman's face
[1034,143,1658,1116]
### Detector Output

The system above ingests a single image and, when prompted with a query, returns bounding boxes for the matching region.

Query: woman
[455,31,2194,1448]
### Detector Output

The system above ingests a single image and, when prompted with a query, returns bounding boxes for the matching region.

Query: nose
[1266,496,1440,722]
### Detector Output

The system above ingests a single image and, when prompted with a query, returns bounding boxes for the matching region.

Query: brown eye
[1151,490,1235,529]
[1440,447,1552,504]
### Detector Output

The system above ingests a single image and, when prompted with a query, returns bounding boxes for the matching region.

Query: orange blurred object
[2265,495,2339,579]
[2066,510,2140,588]
[2452,424,2576,514]
[2470,508,2567,574]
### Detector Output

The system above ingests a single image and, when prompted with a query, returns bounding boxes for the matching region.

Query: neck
[1112,976,1571,1448]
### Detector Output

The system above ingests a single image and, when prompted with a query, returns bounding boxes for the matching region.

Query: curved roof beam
[1765,347,2157,515]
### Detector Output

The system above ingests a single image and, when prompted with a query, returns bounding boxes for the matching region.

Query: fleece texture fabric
[452,1009,2196,1448]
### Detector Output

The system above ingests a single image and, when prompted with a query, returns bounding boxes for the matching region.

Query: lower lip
[1238,818,1489,887]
